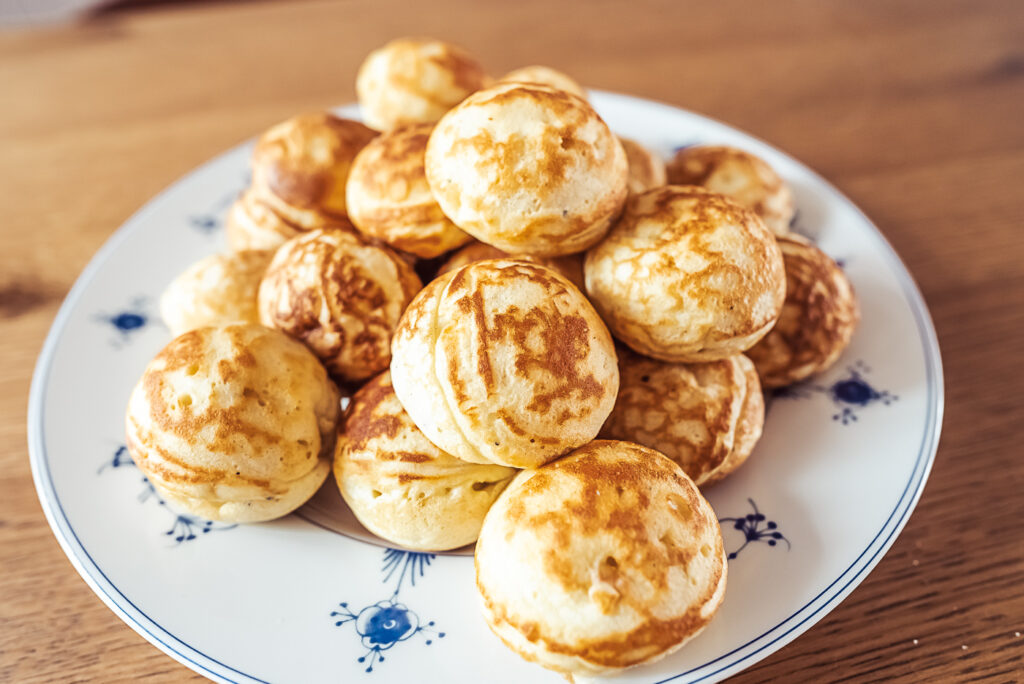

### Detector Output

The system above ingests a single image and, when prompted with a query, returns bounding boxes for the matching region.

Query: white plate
[28,91,943,684]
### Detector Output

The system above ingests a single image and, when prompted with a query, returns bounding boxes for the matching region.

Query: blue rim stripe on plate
[27,91,943,684]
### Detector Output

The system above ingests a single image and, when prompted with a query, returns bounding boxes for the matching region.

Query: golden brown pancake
[159,250,272,337]
[345,123,472,258]
[250,112,376,228]
[747,235,859,387]
[356,38,489,131]
[258,229,422,383]
[475,440,727,678]
[435,241,585,291]
[124,324,340,523]
[666,145,794,236]
[585,185,786,362]
[601,348,764,486]
[334,370,516,551]
[497,65,587,99]
[619,137,668,195]
[425,82,629,257]
[390,259,618,468]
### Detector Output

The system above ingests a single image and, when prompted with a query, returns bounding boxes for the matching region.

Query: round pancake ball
[585,185,786,362]
[425,82,629,257]
[390,259,618,468]
[250,112,376,228]
[356,38,488,131]
[125,324,341,523]
[601,348,764,486]
[226,188,355,253]
[334,371,517,551]
[436,241,585,291]
[619,137,667,196]
[746,235,859,388]
[475,440,727,678]
[159,250,272,337]
[666,145,794,236]
[346,123,472,258]
[497,65,587,99]
[258,229,422,383]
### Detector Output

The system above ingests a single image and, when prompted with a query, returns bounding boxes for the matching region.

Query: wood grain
[2,0,1023,681]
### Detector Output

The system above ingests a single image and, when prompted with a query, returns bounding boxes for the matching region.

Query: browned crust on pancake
[746,236,859,387]
[251,113,376,216]
[258,229,422,382]
[346,123,471,257]
[445,261,606,425]
[600,348,763,486]
[477,441,725,669]
[437,242,586,294]
[126,325,339,492]
[666,145,794,235]
[620,137,668,195]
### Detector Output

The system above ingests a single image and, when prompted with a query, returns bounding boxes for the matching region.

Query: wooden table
[2,0,1022,681]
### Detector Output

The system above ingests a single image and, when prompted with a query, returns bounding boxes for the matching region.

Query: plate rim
[26,89,945,684]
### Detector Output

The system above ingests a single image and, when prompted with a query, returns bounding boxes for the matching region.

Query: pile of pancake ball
[127,38,859,680]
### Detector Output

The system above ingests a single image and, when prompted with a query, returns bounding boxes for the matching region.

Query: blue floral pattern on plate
[331,549,445,673]
[772,360,898,425]
[720,499,790,561]
[100,445,236,543]
[94,297,152,345]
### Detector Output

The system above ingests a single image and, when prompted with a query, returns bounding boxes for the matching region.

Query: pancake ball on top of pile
[334,371,517,551]
[227,112,374,253]
[619,137,668,196]
[425,82,628,257]
[747,234,859,388]
[497,64,588,100]
[475,440,727,679]
[585,185,785,362]
[667,145,794,236]
[436,241,585,291]
[601,347,764,487]
[356,38,489,131]
[249,112,376,229]
[258,228,421,384]
[160,250,272,337]
[345,122,473,259]
[125,324,341,523]
[390,259,618,468]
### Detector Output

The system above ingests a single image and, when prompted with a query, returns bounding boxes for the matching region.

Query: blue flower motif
[94,297,152,345]
[189,174,249,234]
[331,549,445,673]
[719,499,790,560]
[771,360,897,424]
[100,445,236,544]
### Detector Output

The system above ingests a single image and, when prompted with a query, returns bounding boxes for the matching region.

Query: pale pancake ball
[475,440,727,678]
[390,259,618,468]
[251,112,376,229]
[356,38,488,131]
[345,123,472,258]
[436,241,585,291]
[425,82,629,257]
[667,145,795,236]
[585,186,786,362]
[258,229,422,383]
[497,65,587,99]
[159,251,272,337]
[125,324,340,523]
[619,137,668,195]
[334,371,517,551]
[226,188,355,253]
[601,348,764,487]
[747,235,859,388]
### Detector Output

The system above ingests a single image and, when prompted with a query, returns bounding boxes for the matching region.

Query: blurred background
[2,1,1022,683]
